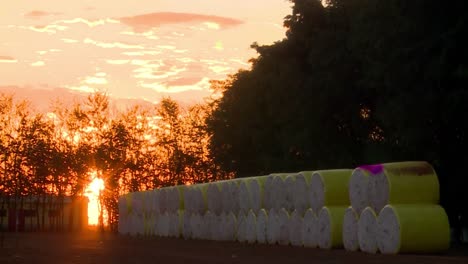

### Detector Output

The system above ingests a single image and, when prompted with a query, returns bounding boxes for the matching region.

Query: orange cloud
[164,77,202,87]
[0,56,17,63]
[119,12,243,31]
[25,10,62,19]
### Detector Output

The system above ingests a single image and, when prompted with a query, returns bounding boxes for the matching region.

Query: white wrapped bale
[271,176,287,210]
[133,192,144,216]
[156,212,170,237]
[349,168,370,215]
[284,176,296,212]
[140,191,151,214]
[245,210,257,244]
[302,208,318,248]
[238,177,266,213]
[250,176,268,212]
[289,210,303,247]
[168,211,177,237]
[158,188,168,214]
[151,190,160,214]
[377,205,450,254]
[342,207,359,251]
[143,212,152,236]
[256,209,268,244]
[229,180,241,213]
[310,170,353,213]
[358,207,378,254]
[182,211,192,239]
[190,213,203,240]
[193,184,208,214]
[224,212,237,241]
[202,211,215,240]
[220,181,232,213]
[368,161,440,213]
[237,211,247,243]
[239,178,253,213]
[207,182,223,215]
[262,175,275,210]
[278,208,290,246]
[318,206,347,249]
[266,208,279,244]
[292,171,312,214]
[212,214,224,241]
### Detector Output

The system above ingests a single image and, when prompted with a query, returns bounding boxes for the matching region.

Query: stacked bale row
[118,161,449,254]
[345,161,450,254]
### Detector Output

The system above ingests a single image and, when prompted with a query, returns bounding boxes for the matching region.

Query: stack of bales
[118,161,450,255]
[345,161,449,254]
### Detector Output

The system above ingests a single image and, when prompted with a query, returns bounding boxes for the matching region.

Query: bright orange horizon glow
[84,175,104,226]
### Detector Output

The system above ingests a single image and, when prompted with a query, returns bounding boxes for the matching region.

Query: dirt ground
[0,230,467,264]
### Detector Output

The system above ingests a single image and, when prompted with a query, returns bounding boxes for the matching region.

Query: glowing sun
[84,175,104,226]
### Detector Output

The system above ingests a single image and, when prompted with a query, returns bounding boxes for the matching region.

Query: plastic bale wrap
[267,208,279,244]
[207,182,223,215]
[293,171,313,214]
[349,167,371,215]
[342,207,359,251]
[310,169,353,213]
[358,207,378,254]
[377,205,450,254]
[245,210,257,244]
[289,209,303,247]
[256,209,268,244]
[302,209,318,248]
[318,206,347,249]
[368,161,440,213]
[278,208,291,246]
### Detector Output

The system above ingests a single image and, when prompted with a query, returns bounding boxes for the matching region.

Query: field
[0,230,467,264]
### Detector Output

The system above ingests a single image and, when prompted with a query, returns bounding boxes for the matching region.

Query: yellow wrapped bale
[310,169,353,213]
[377,204,450,254]
[318,206,347,249]
[368,161,439,212]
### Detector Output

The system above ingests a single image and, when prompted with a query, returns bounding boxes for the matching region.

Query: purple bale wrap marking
[358,164,383,175]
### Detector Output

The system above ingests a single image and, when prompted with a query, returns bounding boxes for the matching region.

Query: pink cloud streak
[119,12,243,31]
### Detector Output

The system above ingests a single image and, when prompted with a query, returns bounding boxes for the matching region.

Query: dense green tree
[206,0,468,237]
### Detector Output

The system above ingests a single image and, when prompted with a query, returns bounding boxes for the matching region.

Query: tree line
[207,0,468,241]
[0,93,228,231]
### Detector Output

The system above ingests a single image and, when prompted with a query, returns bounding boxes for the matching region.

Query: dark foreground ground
[0,230,467,264]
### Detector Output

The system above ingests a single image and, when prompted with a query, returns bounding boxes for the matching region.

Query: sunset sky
[0,0,291,107]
